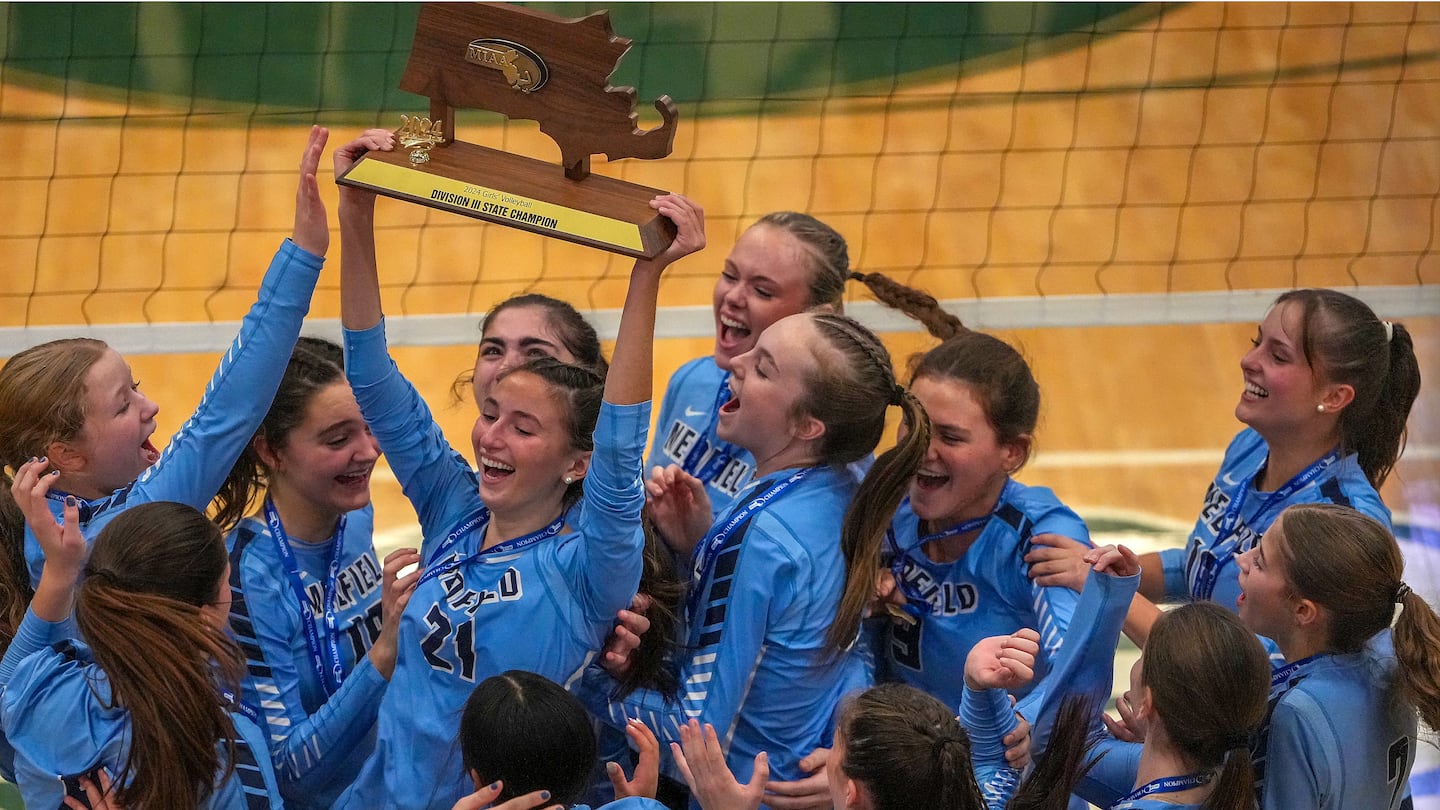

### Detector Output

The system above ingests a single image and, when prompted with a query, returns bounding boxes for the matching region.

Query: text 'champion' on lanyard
[682,373,739,484]
[1117,772,1214,804]
[1193,449,1340,601]
[264,499,348,697]
[417,509,566,588]
[689,468,810,610]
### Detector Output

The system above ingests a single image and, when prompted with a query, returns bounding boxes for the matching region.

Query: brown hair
[913,332,1041,466]
[1273,290,1421,488]
[212,336,346,532]
[1144,602,1271,810]
[452,293,609,404]
[0,476,30,655]
[1272,504,1440,730]
[837,683,985,810]
[76,501,243,810]
[0,338,110,651]
[0,338,109,469]
[493,357,605,512]
[752,212,851,310]
[801,314,930,653]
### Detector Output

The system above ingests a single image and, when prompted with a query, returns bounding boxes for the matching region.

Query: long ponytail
[1272,503,1440,730]
[1274,290,1421,488]
[803,314,931,654]
[76,502,241,810]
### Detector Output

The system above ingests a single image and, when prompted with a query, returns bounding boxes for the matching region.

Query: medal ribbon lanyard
[1117,772,1214,803]
[417,509,566,588]
[1192,449,1339,600]
[688,468,810,616]
[264,499,349,696]
[887,479,1017,615]
[682,373,739,483]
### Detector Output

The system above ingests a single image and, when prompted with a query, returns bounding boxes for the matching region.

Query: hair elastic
[1395,581,1412,603]
[890,384,905,406]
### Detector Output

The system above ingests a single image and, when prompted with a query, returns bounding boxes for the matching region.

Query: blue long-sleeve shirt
[225,505,386,809]
[1159,428,1388,612]
[1,637,285,809]
[337,321,649,810]
[882,482,1091,710]
[23,239,324,587]
[583,465,870,804]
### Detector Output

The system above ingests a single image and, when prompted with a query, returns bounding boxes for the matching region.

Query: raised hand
[672,720,769,810]
[1024,533,1091,592]
[645,193,706,270]
[607,717,661,799]
[600,593,653,678]
[370,546,421,679]
[964,628,1041,691]
[292,125,331,257]
[1084,543,1140,578]
[645,464,712,556]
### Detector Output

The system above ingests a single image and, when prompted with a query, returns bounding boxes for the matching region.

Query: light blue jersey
[883,481,1090,710]
[226,504,386,809]
[23,239,325,587]
[1254,636,1417,810]
[338,322,648,810]
[649,356,755,518]
[963,565,1139,809]
[1160,428,1388,612]
[1,637,284,809]
[583,465,870,801]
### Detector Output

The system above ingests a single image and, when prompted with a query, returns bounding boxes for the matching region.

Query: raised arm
[125,128,331,512]
[605,194,705,405]
[336,129,397,331]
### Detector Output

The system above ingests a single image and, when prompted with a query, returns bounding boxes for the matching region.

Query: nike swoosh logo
[685,407,708,418]
[1220,472,1239,486]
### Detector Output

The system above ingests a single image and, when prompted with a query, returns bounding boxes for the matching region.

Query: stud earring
[564,475,573,484]
[1316,404,1325,413]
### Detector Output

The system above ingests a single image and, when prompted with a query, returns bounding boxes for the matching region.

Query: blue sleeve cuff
[1158,547,1189,601]
[959,683,1018,764]
[0,608,76,685]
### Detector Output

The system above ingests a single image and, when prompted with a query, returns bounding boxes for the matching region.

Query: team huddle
[0,128,1431,810]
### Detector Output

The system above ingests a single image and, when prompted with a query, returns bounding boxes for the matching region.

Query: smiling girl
[1234,504,1440,809]
[334,127,704,808]
[209,336,411,810]
[873,316,1091,716]
[0,126,340,638]
[1029,290,1421,644]
[585,309,931,799]
[650,213,932,519]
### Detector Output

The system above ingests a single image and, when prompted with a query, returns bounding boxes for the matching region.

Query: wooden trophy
[337,2,679,258]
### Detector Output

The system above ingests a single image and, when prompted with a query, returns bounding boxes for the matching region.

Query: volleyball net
[2,1,1435,355]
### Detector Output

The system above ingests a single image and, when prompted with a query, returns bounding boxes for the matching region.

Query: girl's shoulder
[4,640,115,739]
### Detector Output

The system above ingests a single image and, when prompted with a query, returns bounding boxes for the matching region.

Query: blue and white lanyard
[886,479,1016,615]
[417,509,566,588]
[1270,652,1325,691]
[1192,449,1339,600]
[1117,772,1213,803]
[221,688,261,725]
[688,468,810,615]
[264,499,348,696]
[682,374,739,483]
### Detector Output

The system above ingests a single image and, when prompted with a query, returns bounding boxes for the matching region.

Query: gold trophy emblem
[397,115,446,165]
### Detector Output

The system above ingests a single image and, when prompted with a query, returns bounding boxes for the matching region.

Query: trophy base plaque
[337,139,677,259]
